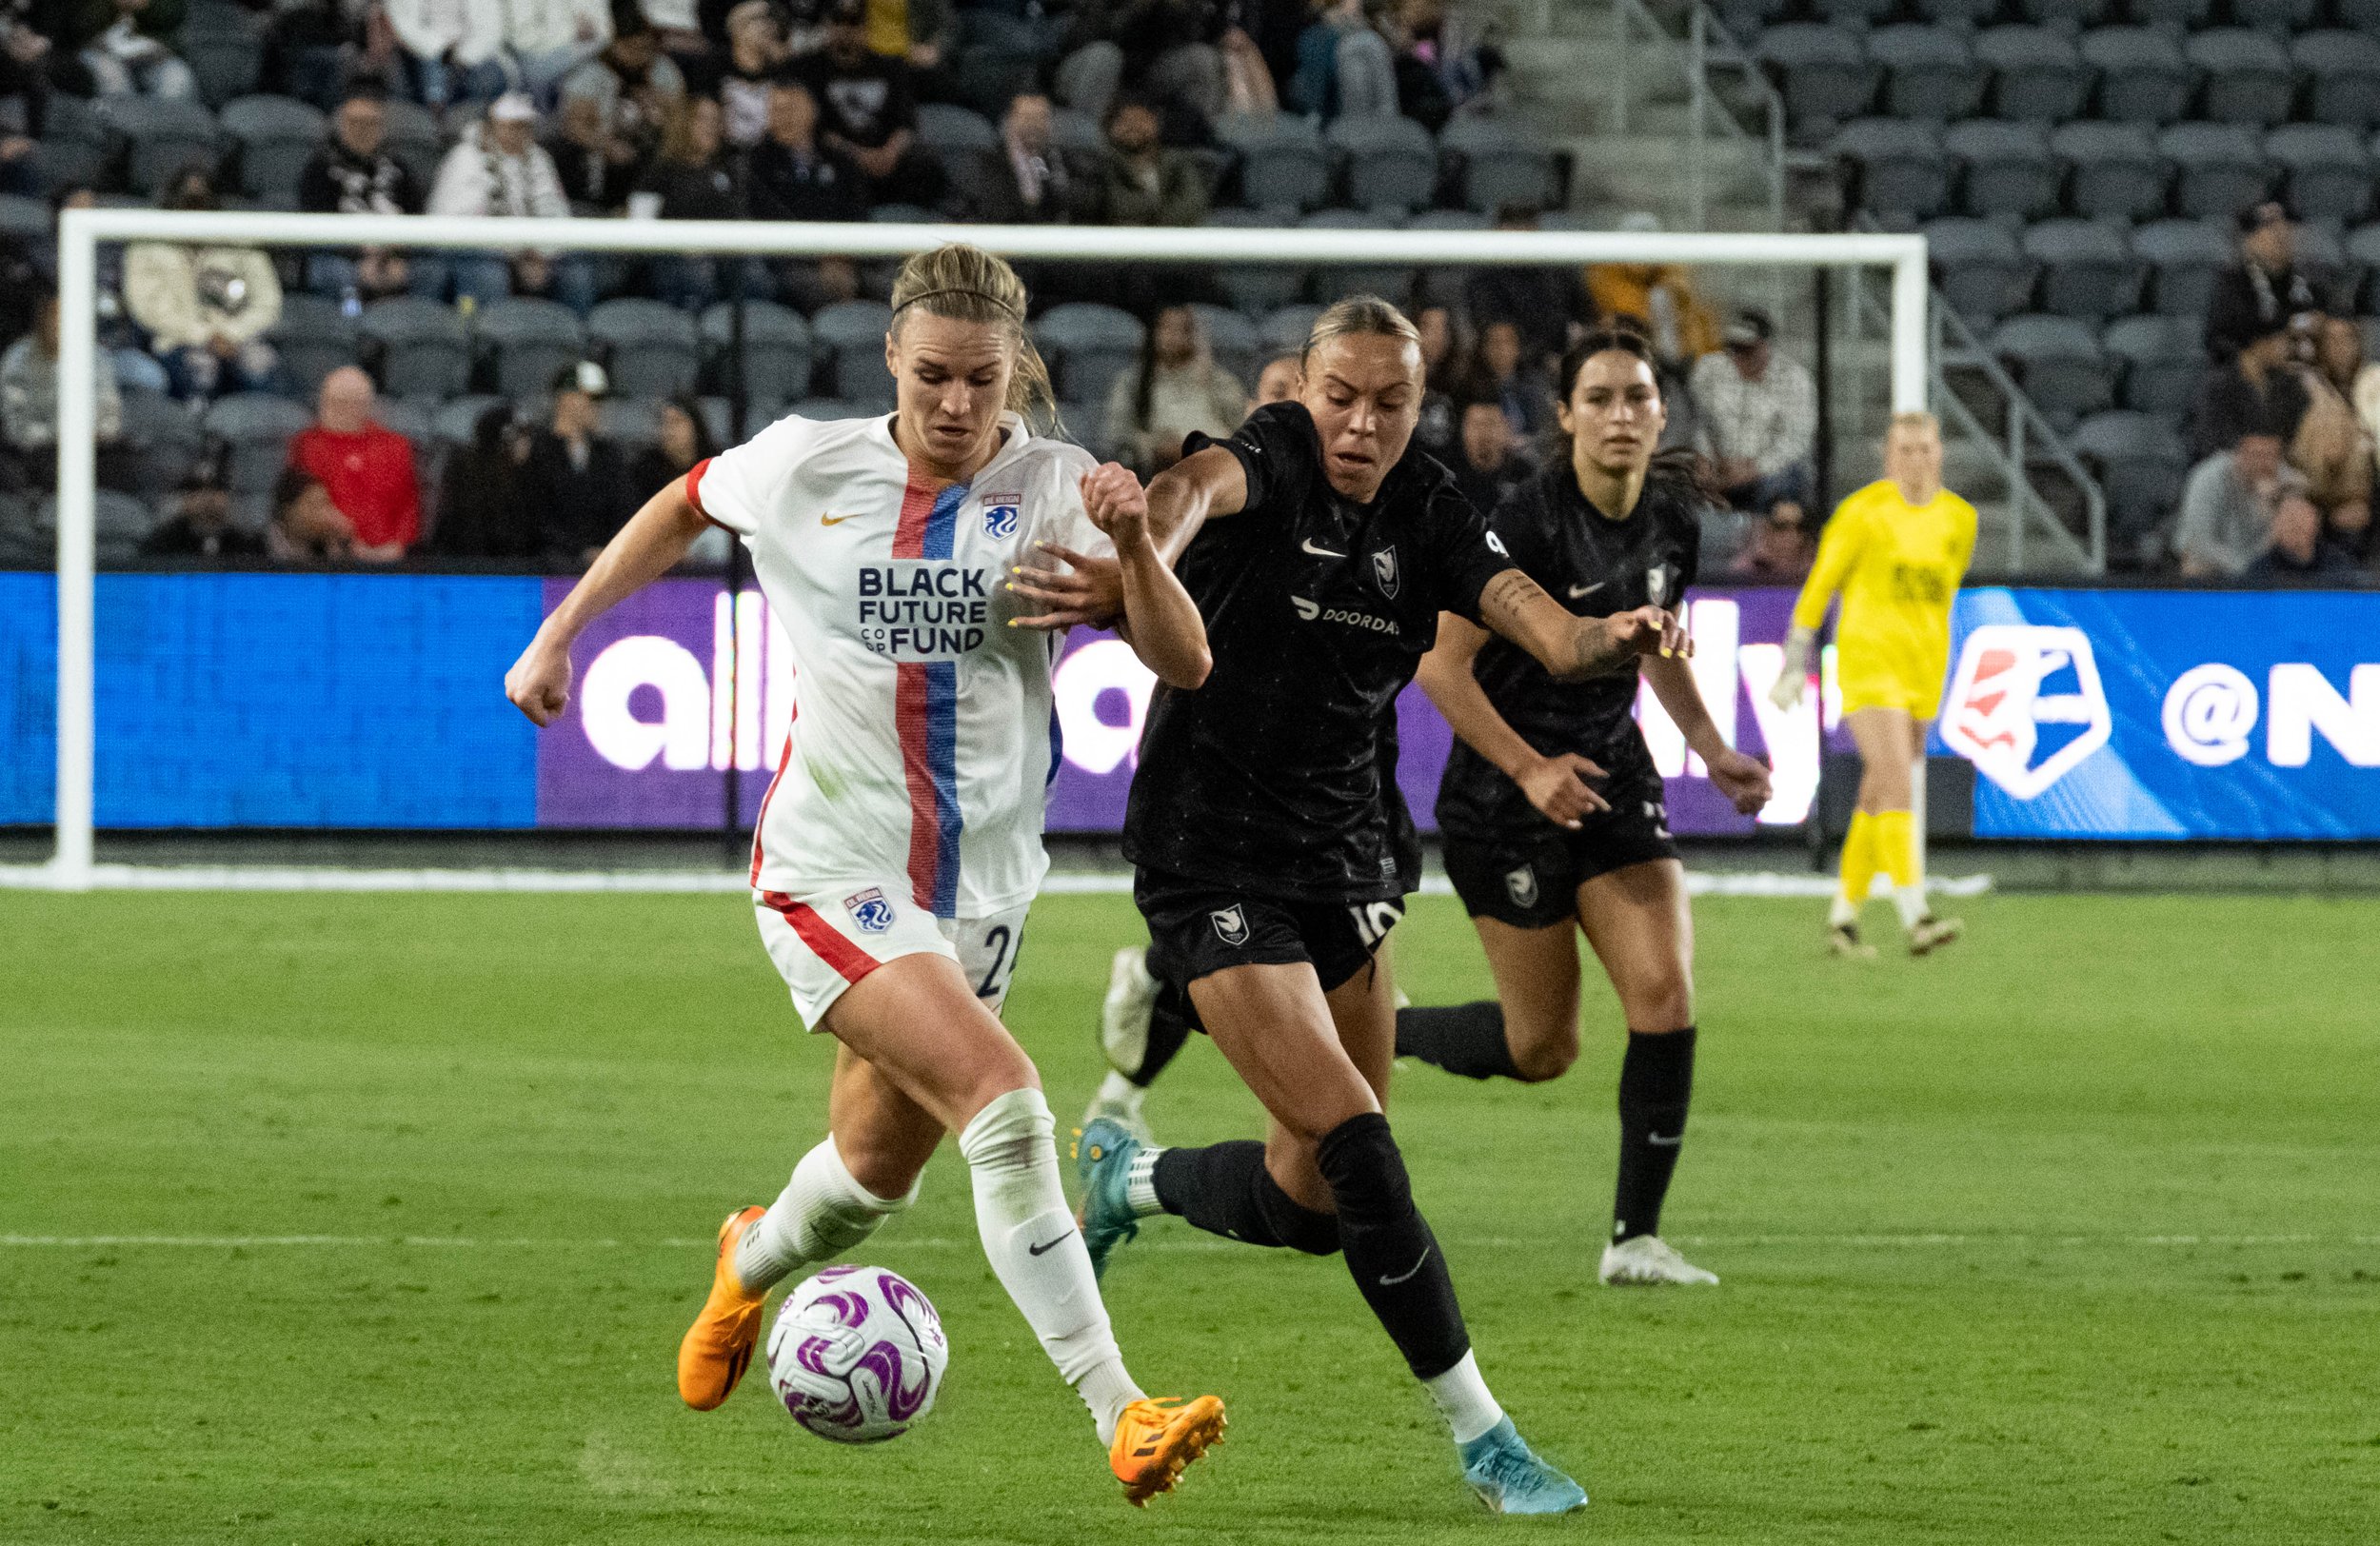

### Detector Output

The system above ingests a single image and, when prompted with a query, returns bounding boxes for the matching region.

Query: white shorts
[754,882,1032,1030]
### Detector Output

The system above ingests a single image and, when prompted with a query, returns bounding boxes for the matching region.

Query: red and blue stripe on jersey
[893,475,969,917]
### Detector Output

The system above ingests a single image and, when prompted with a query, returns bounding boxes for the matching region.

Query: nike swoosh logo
[820,512,860,526]
[1647,1133,1684,1147]
[1568,582,1604,599]
[1300,538,1347,558]
[1026,1233,1072,1257]
[1378,1247,1432,1286]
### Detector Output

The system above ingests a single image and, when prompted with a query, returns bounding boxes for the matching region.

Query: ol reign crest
[1210,904,1250,945]
[1504,866,1538,908]
[845,887,896,934]
[1372,545,1400,598]
[981,493,1021,539]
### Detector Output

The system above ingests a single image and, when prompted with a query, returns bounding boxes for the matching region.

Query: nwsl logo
[1938,624,2112,799]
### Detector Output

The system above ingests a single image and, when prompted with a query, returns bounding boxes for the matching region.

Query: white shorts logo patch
[845,887,896,934]
[1505,865,1538,907]
[1209,904,1250,946]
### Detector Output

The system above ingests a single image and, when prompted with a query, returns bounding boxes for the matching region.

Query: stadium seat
[2265,125,2372,226]
[1867,26,1983,124]
[2157,123,2268,222]
[1262,305,1323,365]
[2294,32,2380,130]
[2129,0,2214,26]
[2080,29,2192,127]
[1326,114,1438,214]
[380,99,445,188]
[376,395,435,451]
[2053,122,2167,223]
[588,299,700,400]
[2015,0,2113,23]
[1990,314,2112,427]
[115,388,204,501]
[1924,217,2033,327]
[360,297,470,399]
[2022,220,2139,324]
[2346,224,2380,310]
[1033,302,1145,405]
[1213,113,1329,214]
[29,139,105,195]
[203,391,313,499]
[1945,120,2060,220]
[700,299,812,407]
[2102,315,2207,419]
[1049,108,1105,162]
[951,45,1041,119]
[433,395,509,448]
[810,300,897,405]
[219,95,326,209]
[268,293,359,397]
[1977,27,2092,126]
[45,489,164,563]
[915,102,1000,188]
[1404,208,1491,297]
[2230,0,2319,33]
[472,298,586,399]
[2185,30,2296,129]
[0,491,42,564]
[2290,221,2349,305]
[1299,209,1413,304]
[0,191,49,244]
[2070,410,2190,547]
[1833,119,1951,223]
[1189,303,1262,386]
[2341,0,2380,31]
[595,397,663,455]
[97,97,221,197]
[1436,116,1557,213]
[181,9,262,109]
[2131,218,2234,318]
[1811,0,1895,23]
[1756,25,1878,131]
[1205,208,1306,314]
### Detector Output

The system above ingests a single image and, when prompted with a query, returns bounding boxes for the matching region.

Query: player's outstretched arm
[1010,445,1249,632]
[1644,653,1773,816]
[1080,462,1211,689]
[1476,567,1690,683]
[505,482,712,726]
[1773,502,1865,710]
[1416,613,1609,827]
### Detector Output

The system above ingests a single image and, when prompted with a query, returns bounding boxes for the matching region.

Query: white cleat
[1100,946,1160,1075]
[1907,915,1963,957]
[1598,1235,1719,1287]
[1079,1071,1153,1147]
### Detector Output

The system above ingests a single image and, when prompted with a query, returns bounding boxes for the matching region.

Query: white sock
[1827,893,1858,928]
[1123,1145,1165,1218]
[1424,1350,1505,1445]
[734,1137,915,1295]
[959,1086,1145,1445]
[1893,884,1930,931]
[1092,1069,1144,1111]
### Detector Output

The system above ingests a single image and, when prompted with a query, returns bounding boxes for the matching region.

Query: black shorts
[1135,867,1405,1009]
[1441,767,1678,929]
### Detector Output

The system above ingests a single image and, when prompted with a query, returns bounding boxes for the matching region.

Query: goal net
[18,211,1928,890]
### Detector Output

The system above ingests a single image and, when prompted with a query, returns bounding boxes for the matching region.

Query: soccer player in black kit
[1414,330,1771,1287]
[1038,298,1688,1516]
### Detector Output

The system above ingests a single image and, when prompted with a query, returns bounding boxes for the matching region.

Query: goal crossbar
[44,209,1929,889]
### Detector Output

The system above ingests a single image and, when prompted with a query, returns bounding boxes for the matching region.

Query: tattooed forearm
[1478,567,1542,623]
[1478,566,1627,682]
[1562,616,1629,680]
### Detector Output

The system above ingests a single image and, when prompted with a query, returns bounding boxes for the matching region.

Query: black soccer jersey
[1435,460,1705,842]
[1123,402,1516,902]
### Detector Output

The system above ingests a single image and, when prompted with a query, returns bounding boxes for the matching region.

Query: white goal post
[43,208,1930,890]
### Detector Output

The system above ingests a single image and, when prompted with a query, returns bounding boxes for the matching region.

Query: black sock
[1151,1140,1341,1254]
[1612,1025,1696,1243]
[1394,1001,1521,1080]
[1126,970,1195,1088]
[1318,1112,1470,1379]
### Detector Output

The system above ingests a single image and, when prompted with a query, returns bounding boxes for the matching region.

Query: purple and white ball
[764,1266,949,1444]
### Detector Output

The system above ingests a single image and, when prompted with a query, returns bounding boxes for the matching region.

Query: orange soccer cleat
[1108,1395,1226,1507]
[676,1205,769,1411]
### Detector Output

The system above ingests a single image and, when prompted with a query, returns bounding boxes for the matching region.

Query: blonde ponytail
[887,243,1060,430]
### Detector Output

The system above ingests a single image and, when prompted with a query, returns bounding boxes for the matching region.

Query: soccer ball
[764,1265,949,1443]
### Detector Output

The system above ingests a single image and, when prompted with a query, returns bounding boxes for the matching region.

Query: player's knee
[1254,1168,1342,1257]
[835,1140,927,1204]
[1626,976,1695,1035]
[1314,1111,1414,1225]
[1507,1018,1579,1083]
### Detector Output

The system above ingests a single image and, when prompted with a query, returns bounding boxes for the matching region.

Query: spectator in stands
[641,0,712,78]
[2175,431,2304,579]
[125,166,282,401]
[258,0,373,110]
[1218,15,1279,117]
[1587,213,1717,370]
[2244,492,2358,582]
[384,0,506,112]
[1448,395,1530,516]
[2287,322,2370,545]
[2311,317,2375,555]
[1462,317,1551,438]
[1289,0,1394,120]
[0,8,78,118]
[632,95,757,309]
[1061,0,1227,127]
[503,0,612,105]
[1729,505,1815,581]
[1375,0,1451,130]
[628,393,718,503]
[970,92,1076,225]
[142,449,265,558]
[72,0,195,99]
[427,92,596,313]
[1691,307,1816,526]
[431,402,539,558]
[548,89,645,212]
[1,291,124,474]
[1463,205,1584,368]
[1089,96,1204,226]
[299,87,427,302]
[563,14,685,162]
[1104,303,1246,475]
[715,0,790,150]
[789,0,942,209]
[2205,203,2319,365]
[2187,322,2309,464]
[747,81,864,309]
[268,466,354,564]
[526,360,633,565]
[287,366,419,563]
[1410,300,1460,458]
[1253,350,1299,405]
[877,0,958,101]
[1400,0,1501,114]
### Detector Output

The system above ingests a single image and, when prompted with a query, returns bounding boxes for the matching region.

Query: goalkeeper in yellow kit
[1769,412,1974,957]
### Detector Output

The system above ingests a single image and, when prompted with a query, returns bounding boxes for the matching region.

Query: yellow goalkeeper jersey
[1791,479,1976,718]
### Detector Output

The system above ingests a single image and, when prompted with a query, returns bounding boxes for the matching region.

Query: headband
[893,287,1022,322]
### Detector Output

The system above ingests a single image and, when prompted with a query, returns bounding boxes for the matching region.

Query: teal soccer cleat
[1070,1117,1143,1281]
[1459,1417,1588,1516]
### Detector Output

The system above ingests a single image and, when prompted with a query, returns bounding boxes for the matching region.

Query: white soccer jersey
[688,411,1108,919]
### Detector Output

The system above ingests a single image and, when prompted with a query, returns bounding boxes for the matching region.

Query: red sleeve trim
[684,456,730,530]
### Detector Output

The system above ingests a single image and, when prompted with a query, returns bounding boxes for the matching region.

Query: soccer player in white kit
[504,244,1225,1505]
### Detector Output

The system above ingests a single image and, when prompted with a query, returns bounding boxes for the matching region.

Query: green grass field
[4,888,2376,1544]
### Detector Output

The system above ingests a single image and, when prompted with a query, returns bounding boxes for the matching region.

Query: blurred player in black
[1416,330,1771,1287]
[1020,297,1687,1514]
